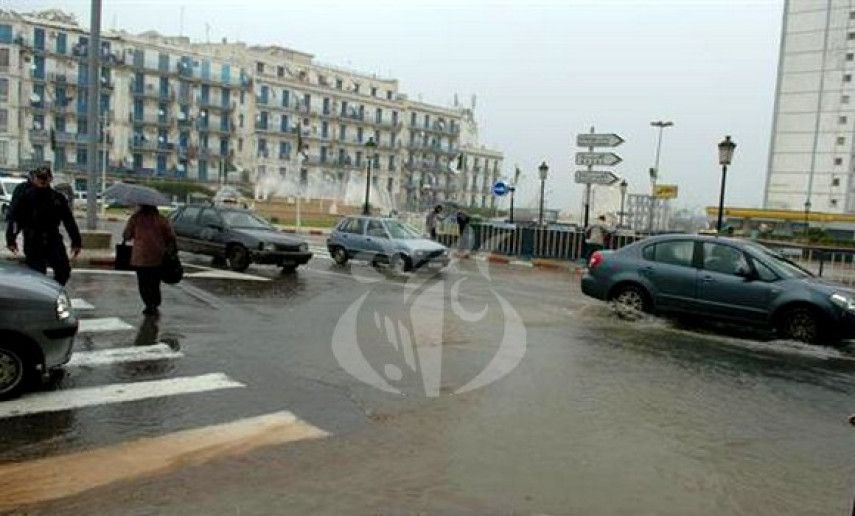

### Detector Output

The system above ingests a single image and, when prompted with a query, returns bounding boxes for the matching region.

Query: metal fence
[757,239,855,286]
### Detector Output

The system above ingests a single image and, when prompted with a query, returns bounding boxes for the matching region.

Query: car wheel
[778,307,822,344]
[331,247,349,266]
[226,245,250,272]
[610,284,650,320]
[0,345,28,401]
[280,263,297,274]
[391,254,411,274]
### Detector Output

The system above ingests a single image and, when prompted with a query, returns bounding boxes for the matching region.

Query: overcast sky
[7,0,783,214]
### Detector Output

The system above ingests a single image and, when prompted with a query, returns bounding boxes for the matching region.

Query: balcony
[131,85,168,100]
[208,124,234,135]
[130,114,165,127]
[198,98,232,111]
[157,117,175,129]
[129,139,159,152]
[156,143,175,153]
[330,159,361,171]
[28,129,49,142]
[54,131,78,144]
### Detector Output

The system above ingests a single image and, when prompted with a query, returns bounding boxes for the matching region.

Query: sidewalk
[275,225,332,236]
[0,247,116,268]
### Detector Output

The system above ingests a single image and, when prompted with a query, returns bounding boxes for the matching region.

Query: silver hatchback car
[0,262,78,399]
[327,216,450,273]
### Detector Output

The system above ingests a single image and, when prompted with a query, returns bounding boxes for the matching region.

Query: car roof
[344,216,397,222]
[639,234,754,248]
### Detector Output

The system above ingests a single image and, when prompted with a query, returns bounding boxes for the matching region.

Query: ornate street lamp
[619,179,628,229]
[538,161,548,226]
[362,137,376,215]
[716,135,736,233]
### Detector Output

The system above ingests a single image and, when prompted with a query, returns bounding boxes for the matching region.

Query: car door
[639,239,699,312]
[339,217,366,256]
[695,242,779,323]
[364,219,390,258]
[197,208,228,256]
[171,206,201,253]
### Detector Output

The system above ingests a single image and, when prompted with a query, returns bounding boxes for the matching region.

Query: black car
[169,205,312,273]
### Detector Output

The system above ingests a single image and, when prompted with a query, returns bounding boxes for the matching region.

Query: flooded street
[0,253,851,515]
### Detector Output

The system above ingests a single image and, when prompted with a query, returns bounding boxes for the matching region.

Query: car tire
[610,284,650,320]
[391,254,411,274]
[226,245,250,272]
[331,247,349,266]
[777,306,824,344]
[0,344,29,401]
[280,264,297,274]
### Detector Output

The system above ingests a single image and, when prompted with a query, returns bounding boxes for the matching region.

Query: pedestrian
[584,215,609,261]
[122,204,176,317]
[426,205,442,240]
[456,209,471,251]
[5,166,81,286]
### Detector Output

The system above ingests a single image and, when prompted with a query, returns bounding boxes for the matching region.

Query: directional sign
[574,170,620,186]
[575,152,622,167]
[654,184,678,199]
[492,180,509,197]
[576,133,624,148]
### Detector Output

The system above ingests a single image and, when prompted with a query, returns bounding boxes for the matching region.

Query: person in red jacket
[122,205,176,316]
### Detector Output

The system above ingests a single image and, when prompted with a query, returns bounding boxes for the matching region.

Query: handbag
[160,248,184,285]
[115,241,133,271]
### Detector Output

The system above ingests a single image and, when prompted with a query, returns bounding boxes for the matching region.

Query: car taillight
[588,251,604,270]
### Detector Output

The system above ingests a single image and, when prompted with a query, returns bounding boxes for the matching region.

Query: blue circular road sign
[492,181,509,197]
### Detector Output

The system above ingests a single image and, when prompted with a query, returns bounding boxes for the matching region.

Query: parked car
[0,262,78,399]
[0,175,25,219]
[169,205,312,273]
[327,216,450,273]
[581,234,855,344]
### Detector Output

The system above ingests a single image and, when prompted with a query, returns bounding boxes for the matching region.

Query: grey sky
[8,0,783,214]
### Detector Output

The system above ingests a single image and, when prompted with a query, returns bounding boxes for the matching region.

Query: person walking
[122,204,176,317]
[455,209,471,252]
[584,215,609,262]
[426,205,442,240]
[5,166,81,286]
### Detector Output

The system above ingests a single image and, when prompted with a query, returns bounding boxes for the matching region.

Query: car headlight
[299,243,308,253]
[830,293,855,312]
[56,292,72,321]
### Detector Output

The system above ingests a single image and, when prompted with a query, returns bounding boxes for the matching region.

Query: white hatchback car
[0,176,25,220]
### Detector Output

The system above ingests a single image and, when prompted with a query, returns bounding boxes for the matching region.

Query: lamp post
[538,161,548,226]
[716,135,736,233]
[508,185,516,223]
[618,179,628,229]
[803,200,812,236]
[362,137,376,215]
[649,120,673,232]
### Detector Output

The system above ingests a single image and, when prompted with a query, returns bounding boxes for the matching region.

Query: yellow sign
[654,184,678,199]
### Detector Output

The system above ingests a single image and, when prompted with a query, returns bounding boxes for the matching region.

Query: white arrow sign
[574,170,620,185]
[575,152,622,167]
[576,133,624,148]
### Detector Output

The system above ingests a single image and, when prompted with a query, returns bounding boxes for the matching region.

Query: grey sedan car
[327,216,450,273]
[0,262,78,399]
[581,234,855,344]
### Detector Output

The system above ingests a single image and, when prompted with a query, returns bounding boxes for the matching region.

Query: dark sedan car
[581,234,855,344]
[170,205,312,273]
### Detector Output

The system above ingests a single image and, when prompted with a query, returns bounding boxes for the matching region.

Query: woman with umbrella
[111,184,176,317]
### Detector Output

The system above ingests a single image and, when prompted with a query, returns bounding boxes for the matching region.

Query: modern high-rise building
[0,9,503,210]
[765,0,855,214]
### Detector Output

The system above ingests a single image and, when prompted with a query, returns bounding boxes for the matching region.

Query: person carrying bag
[122,205,178,317]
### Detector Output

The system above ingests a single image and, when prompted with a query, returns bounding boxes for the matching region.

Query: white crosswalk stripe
[0,373,244,419]
[66,344,183,367]
[78,317,134,333]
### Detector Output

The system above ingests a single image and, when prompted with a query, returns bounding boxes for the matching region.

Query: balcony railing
[54,131,78,144]
[28,129,49,141]
[129,139,159,151]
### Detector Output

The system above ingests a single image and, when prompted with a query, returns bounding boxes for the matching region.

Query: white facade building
[766,0,855,213]
[0,10,503,211]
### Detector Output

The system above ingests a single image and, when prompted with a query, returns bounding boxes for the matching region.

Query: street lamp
[618,179,628,229]
[716,135,736,233]
[362,137,376,215]
[649,120,674,232]
[538,161,549,226]
[803,200,812,236]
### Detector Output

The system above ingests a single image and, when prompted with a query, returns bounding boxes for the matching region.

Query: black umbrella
[103,182,170,207]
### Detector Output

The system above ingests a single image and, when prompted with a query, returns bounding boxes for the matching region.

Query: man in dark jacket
[5,166,81,286]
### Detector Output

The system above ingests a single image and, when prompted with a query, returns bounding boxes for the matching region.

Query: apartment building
[0,9,503,209]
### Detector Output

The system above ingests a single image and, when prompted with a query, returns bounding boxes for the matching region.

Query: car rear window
[645,240,694,267]
[178,206,200,225]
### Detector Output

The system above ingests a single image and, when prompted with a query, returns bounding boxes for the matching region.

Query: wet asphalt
[0,248,854,515]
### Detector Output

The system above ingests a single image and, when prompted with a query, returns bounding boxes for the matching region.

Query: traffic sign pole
[583,127,594,228]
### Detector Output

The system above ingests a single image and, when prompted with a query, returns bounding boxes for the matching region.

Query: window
[751,258,778,282]
[843,95,850,104]
[387,90,393,100]
[357,127,364,143]
[256,62,264,74]
[702,243,748,276]
[178,206,201,225]
[838,136,846,145]
[366,220,387,238]
[340,125,347,140]
[376,108,382,124]
[0,24,11,44]
[851,11,855,19]
[321,121,329,138]
[833,177,841,187]
[646,240,694,267]
[336,78,343,90]
[282,89,290,107]
[56,32,67,54]
[831,198,839,207]
[0,140,7,165]
[848,53,854,62]
[371,87,377,97]
[0,48,8,69]
[844,74,852,83]
[353,83,360,93]
[388,155,395,170]
[0,79,7,102]
[199,209,222,228]
[840,116,848,124]
[277,66,284,78]
[848,32,855,40]
[0,109,7,132]
[342,217,365,234]
[835,157,843,165]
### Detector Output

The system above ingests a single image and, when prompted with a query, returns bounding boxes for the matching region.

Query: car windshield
[1,180,22,194]
[221,211,272,229]
[746,243,813,279]
[385,220,422,239]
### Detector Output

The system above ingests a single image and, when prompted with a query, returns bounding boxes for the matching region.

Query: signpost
[575,128,624,228]
[654,184,678,199]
